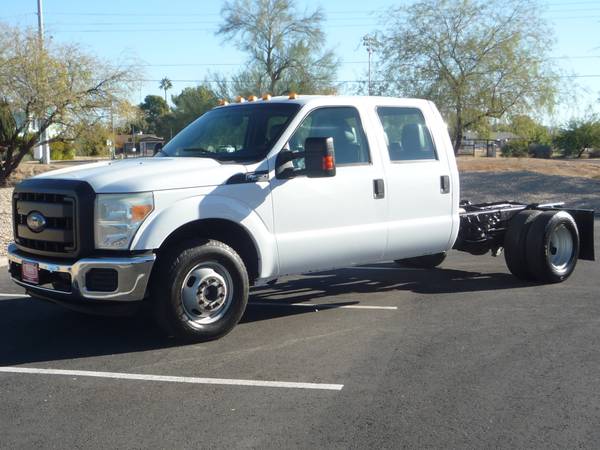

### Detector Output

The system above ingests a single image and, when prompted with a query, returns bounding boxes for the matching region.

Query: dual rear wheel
[504,210,579,283]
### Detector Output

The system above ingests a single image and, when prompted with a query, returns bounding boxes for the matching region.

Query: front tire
[152,239,249,342]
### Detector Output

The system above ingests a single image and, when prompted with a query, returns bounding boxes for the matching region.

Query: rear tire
[151,239,249,342]
[504,210,542,281]
[395,252,446,269]
[525,211,579,283]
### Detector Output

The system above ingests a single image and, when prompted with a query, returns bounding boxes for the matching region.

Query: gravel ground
[0,188,13,258]
[1,170,599,257]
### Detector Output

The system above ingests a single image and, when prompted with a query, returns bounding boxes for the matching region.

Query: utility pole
[362,34,377,96]
[37,0,50,164]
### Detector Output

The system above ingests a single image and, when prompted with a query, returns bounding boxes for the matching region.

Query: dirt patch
[458,157,600,179]
[6,162,64,186]
[4,159,110,186]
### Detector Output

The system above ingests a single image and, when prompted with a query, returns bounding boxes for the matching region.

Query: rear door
[374,104,454,259]
[270,105,387,276]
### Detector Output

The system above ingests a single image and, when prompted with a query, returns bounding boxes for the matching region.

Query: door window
[288,107,371,168]
[377,107,437,161]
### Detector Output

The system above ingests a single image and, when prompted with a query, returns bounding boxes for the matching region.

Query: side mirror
[305,137,336,178]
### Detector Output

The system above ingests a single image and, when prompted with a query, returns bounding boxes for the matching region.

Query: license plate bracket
[22,262,39,285]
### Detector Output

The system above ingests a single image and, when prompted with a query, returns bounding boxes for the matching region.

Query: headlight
[95,193,154,250]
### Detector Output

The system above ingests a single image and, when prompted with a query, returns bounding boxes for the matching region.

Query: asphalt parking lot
[1,222,599,449]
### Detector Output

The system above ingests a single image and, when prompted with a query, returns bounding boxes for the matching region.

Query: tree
[159,77,173,103]
[74,121,112,157]
[0,24,133,186]
[170,85,218,135]
[554,118,600,158]
[498,115,552,145]
[373,0,559,153]
[139,95,170,135]
[217,0,338,96]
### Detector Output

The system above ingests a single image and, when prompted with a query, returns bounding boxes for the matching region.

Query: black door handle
[440,175,450,194]
[373,179,385,199]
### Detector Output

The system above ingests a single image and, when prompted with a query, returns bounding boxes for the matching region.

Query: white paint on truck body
[28,95,460,282]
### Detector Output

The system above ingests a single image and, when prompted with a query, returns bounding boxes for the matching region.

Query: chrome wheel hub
[181,263,233,324]
[547,224,574,274]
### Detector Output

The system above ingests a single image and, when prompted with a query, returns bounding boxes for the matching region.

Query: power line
[135,56,600,67]
[126,74,600,84]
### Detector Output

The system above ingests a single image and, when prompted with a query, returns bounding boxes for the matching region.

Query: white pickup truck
[7,95,595,341]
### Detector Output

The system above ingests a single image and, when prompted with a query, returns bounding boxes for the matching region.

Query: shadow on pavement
[0,264,530,366]
[251,263,531,303]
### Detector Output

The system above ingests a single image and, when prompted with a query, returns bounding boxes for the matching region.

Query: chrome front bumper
[7,243,155,302]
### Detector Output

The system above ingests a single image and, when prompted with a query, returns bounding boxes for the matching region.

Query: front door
[270,106,387,276]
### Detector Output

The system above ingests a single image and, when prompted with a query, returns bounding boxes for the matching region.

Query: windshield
[159,103,301,162]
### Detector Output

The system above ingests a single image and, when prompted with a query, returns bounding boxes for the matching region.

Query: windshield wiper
[181,147,215,156]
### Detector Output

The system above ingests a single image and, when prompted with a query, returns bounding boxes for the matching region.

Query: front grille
[13,191,76,255]
[12,179,95,259]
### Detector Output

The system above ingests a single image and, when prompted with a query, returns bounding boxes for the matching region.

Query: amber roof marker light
[235,96,246,103]
[217,99,229,106]
[288,92,299,100]
[262,94,272,101]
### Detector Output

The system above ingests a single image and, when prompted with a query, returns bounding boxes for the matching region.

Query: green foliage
[50,141,75,160]
[170,85,218,135]
[217,0,338,96]
[159,77,173,102]
[554,118,600,158]
[374,0,558,153]
[74,122,111,156]
[139,95,170,136]
[529,144,553,159]
[501,140,529,158]
[0,101,17,144]
[505,115,552,145]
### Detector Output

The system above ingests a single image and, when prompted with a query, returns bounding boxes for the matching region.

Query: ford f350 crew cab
[7,95,596,341]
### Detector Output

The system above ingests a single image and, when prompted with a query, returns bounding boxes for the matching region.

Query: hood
[34,157,248,193]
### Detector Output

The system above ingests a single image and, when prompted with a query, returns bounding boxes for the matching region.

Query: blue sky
[1,0,599,124]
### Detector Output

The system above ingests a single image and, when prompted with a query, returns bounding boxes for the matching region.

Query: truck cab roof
[216,95,435,110]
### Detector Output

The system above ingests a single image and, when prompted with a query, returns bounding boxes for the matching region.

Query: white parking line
[250,301,397,310]
[0,293,29,298]
[0,367,344,391]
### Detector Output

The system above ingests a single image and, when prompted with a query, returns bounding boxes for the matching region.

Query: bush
[50,141,76,160]
[589,148,600,158]
[501,140,529,157]
[529,144,553,159]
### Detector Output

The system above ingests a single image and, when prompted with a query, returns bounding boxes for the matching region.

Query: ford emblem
[26,211,47,233]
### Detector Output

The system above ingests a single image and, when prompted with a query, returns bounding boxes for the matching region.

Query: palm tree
[159,77,173,103]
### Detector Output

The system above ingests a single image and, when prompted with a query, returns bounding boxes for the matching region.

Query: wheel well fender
[131,194,278,280]
[156,219,261,281]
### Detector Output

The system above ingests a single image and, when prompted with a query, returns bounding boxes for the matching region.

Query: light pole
[362,34,377,96]
[37,0,50,164]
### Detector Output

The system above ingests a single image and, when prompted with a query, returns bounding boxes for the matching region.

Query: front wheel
[395,252,447,269]
[151,239,249,342]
